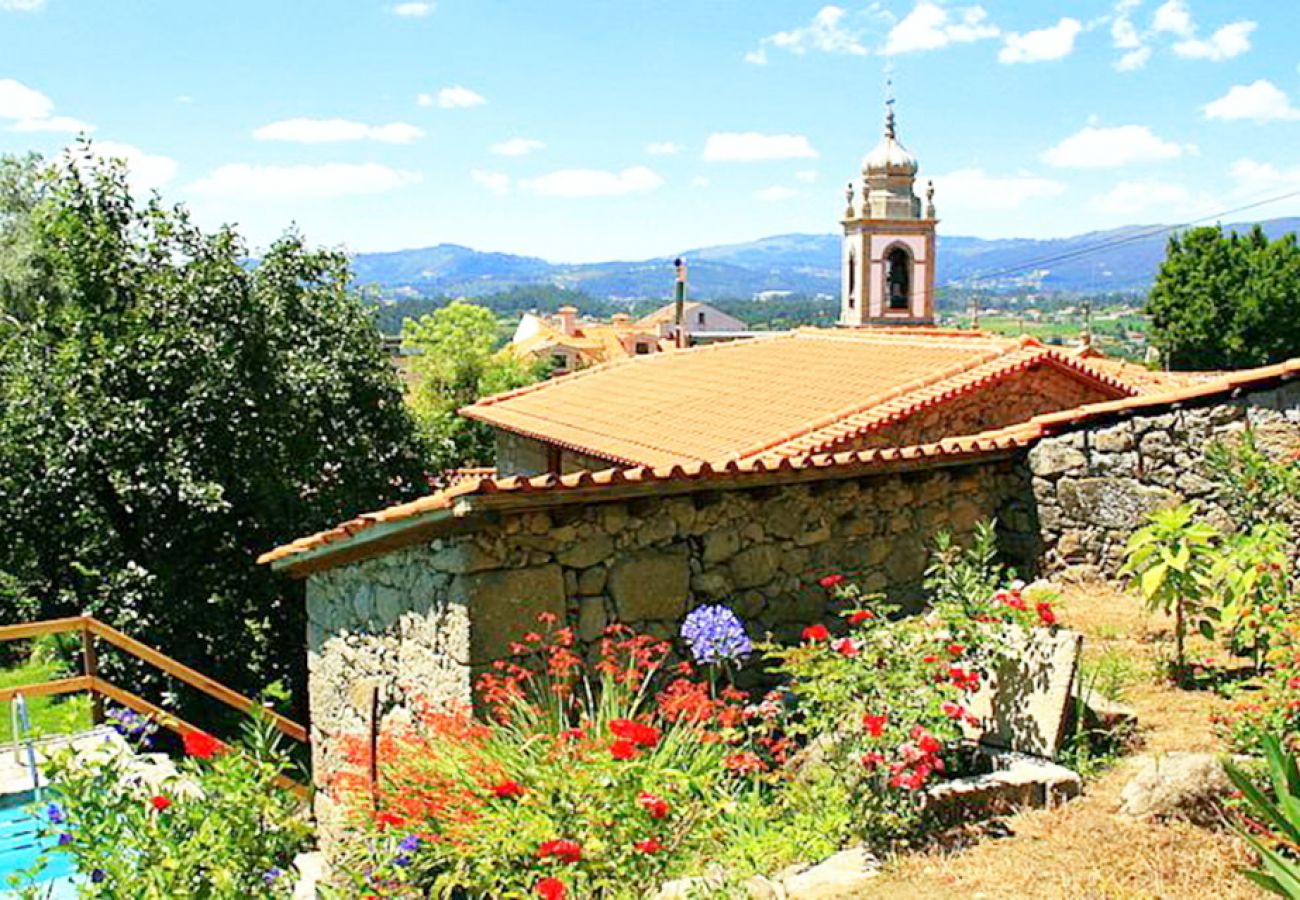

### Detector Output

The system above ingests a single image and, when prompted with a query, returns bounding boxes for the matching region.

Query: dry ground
[870,580,1261,899]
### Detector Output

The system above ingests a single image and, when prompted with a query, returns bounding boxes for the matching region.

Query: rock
[1118,752,1234,824]
[577,596,608,642]
[608,546,690,622]
[745,875,784,899]
[428,541,503,574]
[556,534,613,569]
[701,528,741,564]
[781,847,879,899]
[1091,425,1134,453]
[577,565,607,596]
[1029,442,1087,477]
[926,749,1082,824]
[730,544,781,590]
[1057,477,1179,530]
[967,628,1083,758]
[1072,686,1137,736]
[449,565,566,663]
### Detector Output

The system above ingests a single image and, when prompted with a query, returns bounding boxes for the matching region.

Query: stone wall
[1030,380,1300,574]
[304,455,1037,851]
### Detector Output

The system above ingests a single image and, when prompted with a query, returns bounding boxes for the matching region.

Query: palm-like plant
[1224,735,1300,898]
[1120,503,1219,676]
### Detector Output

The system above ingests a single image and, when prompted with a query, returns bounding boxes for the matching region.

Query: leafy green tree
[401,300,546,473]
[1147,225,1300,370]
[0,147,429,717]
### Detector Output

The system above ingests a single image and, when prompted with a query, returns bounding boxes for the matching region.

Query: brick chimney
[555,305,578,336]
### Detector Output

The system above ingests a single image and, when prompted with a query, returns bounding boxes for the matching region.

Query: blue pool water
[0,795,77,898]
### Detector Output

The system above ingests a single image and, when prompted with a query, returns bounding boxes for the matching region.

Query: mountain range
[350,217,1300,300]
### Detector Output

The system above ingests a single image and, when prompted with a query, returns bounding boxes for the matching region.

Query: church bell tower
[841,97,938,327]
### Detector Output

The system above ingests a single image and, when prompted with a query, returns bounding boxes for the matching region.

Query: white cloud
[1088,179,1196,216]
[435,86,486,109]
[11,115,93,133]
[795,170,818,183]
[931,168,1065,211]
[702,132,817,162]
[998,17,1082,64]
[1205,80,1300,123]
[0,0,45,10]
[1173,20,1254,61]
[189,162,421,198]
[0,78,53,120]
[391,2,433,16]
[646,141,681,156]
[253,118,423,144]
[490,137,544,157]
[749,5,868,64]
[1115,46,1152,71]
[756,186,802,202]
[884,2,999,55]
[1111,0,1142,48]
[471,170,510,195]
[521,166,663,198]
[76,141,178,193]
[1229,158,1300,196]
[1043,125,1187,168]
[1151,0,1193,38]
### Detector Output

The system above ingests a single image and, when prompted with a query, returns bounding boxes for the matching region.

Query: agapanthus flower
[680,605,752,665]
[57,833,72,846]
[398,834,422,853]
[46,803,65,825]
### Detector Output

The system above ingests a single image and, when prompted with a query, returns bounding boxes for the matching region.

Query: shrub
[26,711,310,898]
[1214,623,1300,755]
[1223,734,1300,897]
[1211,522,1295,669]
[1205,429,1300,529]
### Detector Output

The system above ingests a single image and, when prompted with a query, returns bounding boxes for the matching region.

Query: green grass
[1080,647,1148,702]
[0,657,92,743]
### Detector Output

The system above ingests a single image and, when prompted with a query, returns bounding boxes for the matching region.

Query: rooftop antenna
[883,62,896,139]
[673,257,687,349]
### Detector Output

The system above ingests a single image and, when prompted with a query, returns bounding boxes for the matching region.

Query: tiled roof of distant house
[259,355,1300,574]
[462,329,1146,468]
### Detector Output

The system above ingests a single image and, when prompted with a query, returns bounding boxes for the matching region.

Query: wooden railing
[0,615,308,748]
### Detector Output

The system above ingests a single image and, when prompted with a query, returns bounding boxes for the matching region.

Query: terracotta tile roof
[260,356,1300,574]
[464,329,1139,468]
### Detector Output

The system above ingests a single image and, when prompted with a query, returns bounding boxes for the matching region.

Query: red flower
[490,780,526,799]
[913,728,942,754]
[1036,602,1057,626]
[922,654,940,664]
[861,751,885,770]
[724,751,765,774]
[375,810,407,829]
[948,666,981,692]
[609,719,661,748]
[802,624,830,642]
[946,643,965,657]
[536,839,582,864]
[862,713,887,737]
[637,791,670,819]
[536,877,567,899]
[940,701,966,721]
[634,837,664,854]
[819,574,846,589]
[847,610,875,625]
[149,795,171,812]
[831,637,859,657]
[610,739,639,761]
[182,731,222,760]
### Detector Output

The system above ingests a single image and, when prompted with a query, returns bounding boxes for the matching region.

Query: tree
[0,147,430,718]
[1147,224,1300,370]
[401,300,546,473]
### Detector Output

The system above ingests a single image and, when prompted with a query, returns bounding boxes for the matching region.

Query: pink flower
[832,637,860,657]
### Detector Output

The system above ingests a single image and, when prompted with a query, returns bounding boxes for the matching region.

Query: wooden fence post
[81,619,104,726]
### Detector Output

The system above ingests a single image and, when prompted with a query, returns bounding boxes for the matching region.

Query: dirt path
[868,582,1260,899]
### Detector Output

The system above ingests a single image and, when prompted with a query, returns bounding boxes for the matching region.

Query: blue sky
[1,0,1297,262]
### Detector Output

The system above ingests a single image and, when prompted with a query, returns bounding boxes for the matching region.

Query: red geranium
[723,751,765,774]
[819,574,846,589]
[375,810,407,829]
[490,780,526,799]
[831,637,860,657]
[536,877,567,899]
[536,839,582,864]
[182,731,223,760]
[149,795,171,812]
[847,610,875,625]
[634,837,664,854]
[862,713,887,737]
[802,624,830,642]
[610,739,639,761]
[637,791,670,819]
[1036,602,1057,626]
[946,643,965,657]
[861,751,885,770]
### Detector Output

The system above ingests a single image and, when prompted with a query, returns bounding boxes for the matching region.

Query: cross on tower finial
[883,63,896,139]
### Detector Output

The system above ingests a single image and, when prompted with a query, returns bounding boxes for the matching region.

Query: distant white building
[636,301,747,339]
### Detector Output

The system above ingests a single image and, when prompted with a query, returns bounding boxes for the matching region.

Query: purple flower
[57,833,72,846]
[46,803,65,825]
[91,870,105,884]
[681,605,752,665]
[395,854,412,868]
[263,867,284,885]
[398,833,421,852]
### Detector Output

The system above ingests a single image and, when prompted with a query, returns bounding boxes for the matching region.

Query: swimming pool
[0,794,77,897]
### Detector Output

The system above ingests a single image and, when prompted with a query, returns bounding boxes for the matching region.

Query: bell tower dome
[841,97,938,327]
